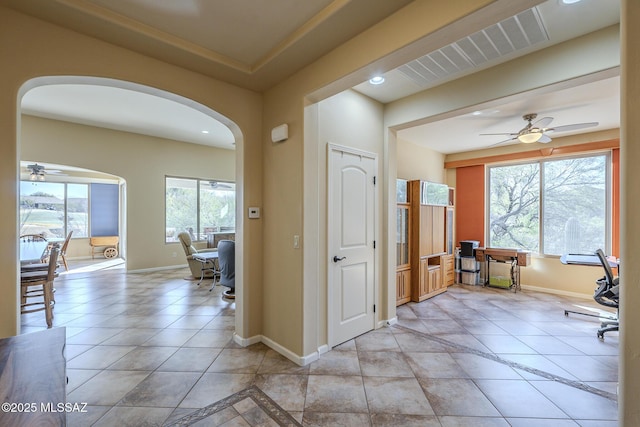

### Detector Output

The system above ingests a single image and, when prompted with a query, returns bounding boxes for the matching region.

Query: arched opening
[17,76,244,335]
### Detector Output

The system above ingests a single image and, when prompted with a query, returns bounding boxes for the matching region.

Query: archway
[17,76,244,335]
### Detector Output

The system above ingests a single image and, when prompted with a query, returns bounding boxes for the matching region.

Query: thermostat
[248,207,260,219]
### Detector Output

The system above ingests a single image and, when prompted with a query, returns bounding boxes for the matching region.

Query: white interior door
[328,145,376,346]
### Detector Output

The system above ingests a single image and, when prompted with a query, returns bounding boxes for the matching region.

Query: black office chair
[594,249,619,339]
[217,240,235,299]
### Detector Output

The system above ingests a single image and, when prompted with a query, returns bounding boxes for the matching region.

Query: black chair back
[595,248,615,285]
[217,240,235,291]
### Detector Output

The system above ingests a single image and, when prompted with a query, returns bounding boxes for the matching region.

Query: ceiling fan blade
[547,122,598,133]
[480,132,517,136]
[533,116,553,128]
[538,134,552,143]
[489,137,517,147]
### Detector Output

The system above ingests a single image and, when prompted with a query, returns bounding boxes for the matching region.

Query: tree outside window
[165,177,235,243]
[488,154,608,256]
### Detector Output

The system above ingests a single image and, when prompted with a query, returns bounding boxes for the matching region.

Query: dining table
[19,240,49,265]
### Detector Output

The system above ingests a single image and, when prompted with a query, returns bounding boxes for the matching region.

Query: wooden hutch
[396,180,455,305]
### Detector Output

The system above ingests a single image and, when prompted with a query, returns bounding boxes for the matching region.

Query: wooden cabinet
[412,256,446,301]
[441,254,455,286]
[396,268,411,305]
[416,205,446,257]
[427,265,442,294]
[407,180,450,302]
[396,180,412,306]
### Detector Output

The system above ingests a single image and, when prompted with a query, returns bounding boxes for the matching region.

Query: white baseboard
[385,317,398,326]
[520,284,592,300]
[125,263,190,274]
[233,333,261,347]
[317,344,330,355]
[233,333,318,366]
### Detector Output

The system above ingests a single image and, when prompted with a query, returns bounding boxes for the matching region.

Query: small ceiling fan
[25,163,67,181]
[481,113,599,145]
[27,163,46,181]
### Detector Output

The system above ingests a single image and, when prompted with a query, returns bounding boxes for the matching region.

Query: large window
[165,177,235,243]
[488,153,609,256]
[20,181,89,238]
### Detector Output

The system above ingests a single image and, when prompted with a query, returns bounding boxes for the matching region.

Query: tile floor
[20,260,619,426]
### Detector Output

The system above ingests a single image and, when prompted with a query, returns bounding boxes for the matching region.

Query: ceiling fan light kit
[481,112,598,146]
[517,132,543,143]
[27,163,46,181]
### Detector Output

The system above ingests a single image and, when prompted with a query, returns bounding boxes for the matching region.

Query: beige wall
[0,7,263,340]
[397,138,446,182]
[263,0,500,360]
[3,0,638,420]
[20,115,235,268]
[620,0,640,423]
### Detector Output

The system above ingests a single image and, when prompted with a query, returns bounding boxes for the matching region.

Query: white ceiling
[7,0,620,154]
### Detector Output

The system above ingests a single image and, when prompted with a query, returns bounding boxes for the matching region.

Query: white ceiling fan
[481,113,599,145]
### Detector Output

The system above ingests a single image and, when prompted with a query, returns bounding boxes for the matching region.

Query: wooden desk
[475,247,531,292]
[0,328,67,426]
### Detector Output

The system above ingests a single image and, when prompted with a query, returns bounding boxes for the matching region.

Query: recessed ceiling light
[561,0,581,4]
[471,111,482,116]
[369,76,385,85]
[201,130,209,134]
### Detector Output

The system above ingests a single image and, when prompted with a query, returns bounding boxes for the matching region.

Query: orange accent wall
[456,165,485,247]
[612,148,620,257]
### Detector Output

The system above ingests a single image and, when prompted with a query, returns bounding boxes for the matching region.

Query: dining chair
[58,231,73,271]
[19,233,49,262]
[20,244,59,328]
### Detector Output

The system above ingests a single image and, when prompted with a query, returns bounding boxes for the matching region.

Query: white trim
[520,284,593,300]
[126,265,184,274]
[233,333,261,347]
[385,317,398,326]
[232,334,328,367]
[262,335,315,366]
[317,344,330,355]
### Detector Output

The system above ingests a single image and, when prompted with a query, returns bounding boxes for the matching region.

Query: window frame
[164,175,236,244]
[485,151,611,257]
[19,181,90,239]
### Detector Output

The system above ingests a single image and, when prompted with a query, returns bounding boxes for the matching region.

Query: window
[165,177,235,243]
[488,153,609,256]
[20,181,89,238]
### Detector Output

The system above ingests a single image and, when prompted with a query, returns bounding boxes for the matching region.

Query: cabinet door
[428,266,441,294]
[396,205,410,267]
[419,258,430,297]
[419,206,433,256]
[431,206,445,254]
[396,269,411,306]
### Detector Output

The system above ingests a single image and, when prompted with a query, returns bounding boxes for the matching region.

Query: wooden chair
[58,231,73,271]
[19,233,49,262]
[20,244,59,328]
[19,233,47,242]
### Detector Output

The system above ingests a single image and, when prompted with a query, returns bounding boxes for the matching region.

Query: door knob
[333,256,346,263]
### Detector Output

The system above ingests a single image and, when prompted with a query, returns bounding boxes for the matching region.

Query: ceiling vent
[398,7,549,87]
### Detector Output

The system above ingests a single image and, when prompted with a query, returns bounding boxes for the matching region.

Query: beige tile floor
[20,259,619,426]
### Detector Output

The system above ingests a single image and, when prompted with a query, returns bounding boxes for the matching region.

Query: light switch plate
[248,207,260,219]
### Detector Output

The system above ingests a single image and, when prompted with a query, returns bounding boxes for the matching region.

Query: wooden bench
[90,236,119,259]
